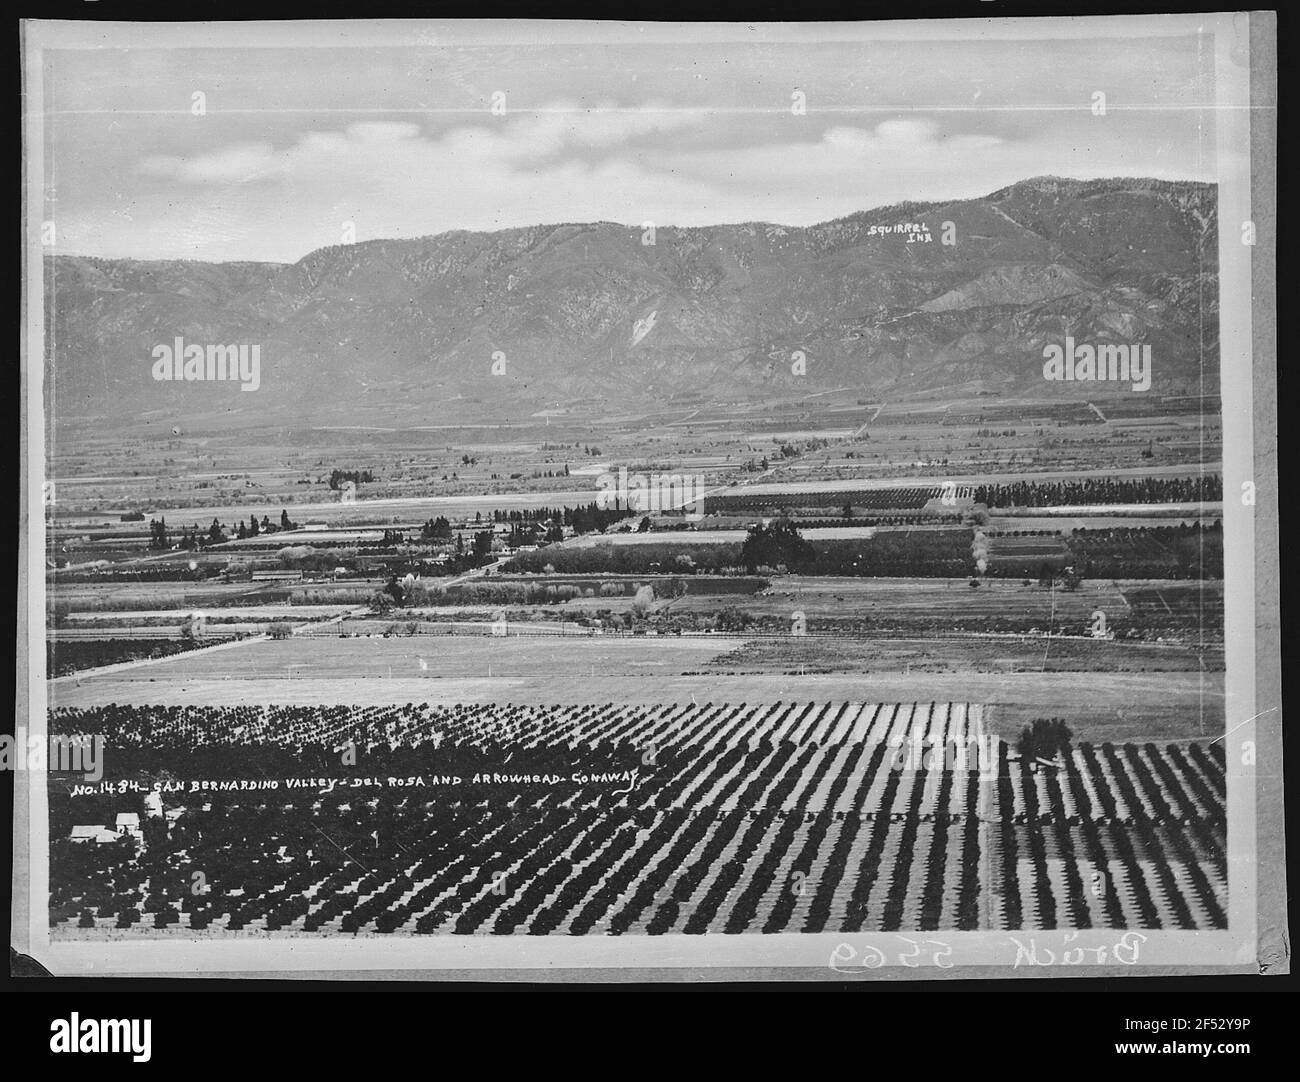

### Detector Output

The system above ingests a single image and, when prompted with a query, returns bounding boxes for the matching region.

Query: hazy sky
[39,21,1221,263]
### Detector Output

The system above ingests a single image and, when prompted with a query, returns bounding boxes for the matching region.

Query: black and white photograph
[14,13,1282,982]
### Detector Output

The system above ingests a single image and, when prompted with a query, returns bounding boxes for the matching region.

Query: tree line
[150,509,299,550]
[327,468,375,490]
[971,476,1222,508]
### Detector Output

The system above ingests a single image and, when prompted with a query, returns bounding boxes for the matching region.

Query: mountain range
[44,176,1220,427]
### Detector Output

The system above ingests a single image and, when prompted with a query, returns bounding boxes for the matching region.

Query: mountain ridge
[44,175,1219,427]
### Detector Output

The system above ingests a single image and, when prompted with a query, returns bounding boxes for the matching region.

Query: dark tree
[421,516,452,541]
[741,519,814,575]
[1016,718,1073,762]
[148,517,170,550]
[383,576,405,605]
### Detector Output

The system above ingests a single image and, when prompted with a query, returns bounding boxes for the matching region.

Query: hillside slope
[44,176,1219,426]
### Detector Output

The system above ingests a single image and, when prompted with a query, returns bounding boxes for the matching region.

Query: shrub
[1016,718,1073,762]
[715,606,753,632]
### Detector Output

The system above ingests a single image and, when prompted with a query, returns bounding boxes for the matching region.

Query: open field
[667,576,1221,627]
[47,631,1223,744]
[50,634,739,687]
[52,626,257,641]
[51,581,299,610]
[50,581,385,612]
[703,635,1219,677]
[59,605,356,625]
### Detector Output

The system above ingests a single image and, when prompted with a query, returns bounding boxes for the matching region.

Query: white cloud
[822,120,1003,156]
[135,105,704,188]
[349,121,423,143]
[139,142,282,184]
[91,106,1203,262]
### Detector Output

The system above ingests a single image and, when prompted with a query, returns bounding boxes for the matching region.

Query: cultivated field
[48,699,1226,937]
[43,395,1230,940]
